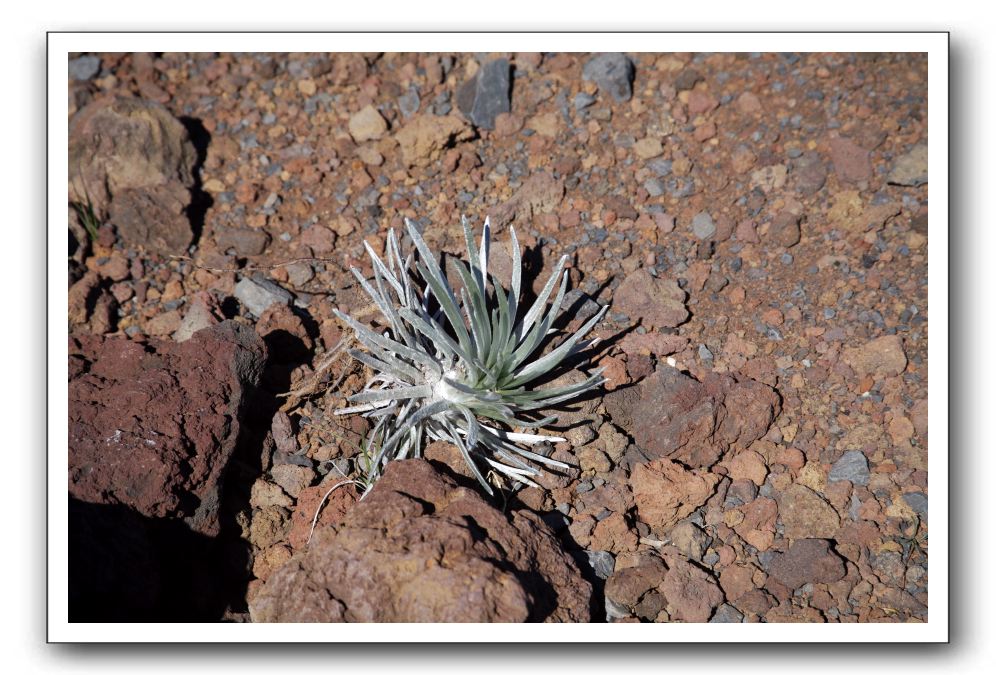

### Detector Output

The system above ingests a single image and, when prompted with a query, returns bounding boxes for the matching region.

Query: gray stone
[215,227,270,257]
[398,86,421,118]
[698,344,714,360]
[709,603,745,623]
[888,144,928,186]
[69,55,101,81]
[692,211,717,240]
[902,492,928,518]
[456,58,511,130]
[849,493,862,521]
[234,277,293,317]
[285,261,315,287]
[587,550,616,580]
[828,450,870,486]
[644,178,665,197]
[582,53,635,103]
[647,158,673,176]
[793,152,828,196]
[605,597,631,621]
[574,92,597,110]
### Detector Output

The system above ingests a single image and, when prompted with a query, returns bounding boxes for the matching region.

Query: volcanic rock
[249,459,591,622]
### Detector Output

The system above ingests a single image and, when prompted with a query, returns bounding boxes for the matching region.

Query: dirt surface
[67,51,928,623]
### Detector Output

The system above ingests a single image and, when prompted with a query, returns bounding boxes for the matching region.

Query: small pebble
[69,55,101,81]
[692,211,716,240]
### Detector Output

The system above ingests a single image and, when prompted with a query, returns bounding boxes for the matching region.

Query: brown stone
[736,91,762,114]
[249,506,292,549]
[394,114,474,167]
[734,589,774,617]
[730,144,757,174]
[721,450,768,486]
[69,270,117,335]
[297,224,336,255]
[842,335,907,378]
[687,90,719,115]
[668,520,710,561]
[605,555,666,608]
[423,440,478,482]
[348,105,388,143]
[634,137,664,159]
[733,496,778,552]
[769,209,802,248]
[750,164,788,192]
[618,332,689,358]
[108,183,193,255]
[719,564,755,603]
[631,459,720,533]
[590,512,639,554]
[287,481,361,551]
[250,479,293,510]
[576,481,635,517]
[660,550,724,622]
[494,112,523,136]
[490,171,565,230]
[69,96,197,215]
[768,539,846,589]
[143,309,183,336]
[527,112,560,138]
[613,269,689,329]
[214,227,271,257]
[253,544,294,582]
[829,136,872,184]
[792,152,828,196]
[777,484,841,540]
[605,366,780,469]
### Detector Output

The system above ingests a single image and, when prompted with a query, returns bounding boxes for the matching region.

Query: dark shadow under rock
[69,496,247,621]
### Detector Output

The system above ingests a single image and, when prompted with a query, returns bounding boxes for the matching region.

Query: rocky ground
[67,51,928,623]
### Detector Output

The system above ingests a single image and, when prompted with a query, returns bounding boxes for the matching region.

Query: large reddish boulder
[68,321,267,536]
[249,459,592,622]
[605,366,780,468]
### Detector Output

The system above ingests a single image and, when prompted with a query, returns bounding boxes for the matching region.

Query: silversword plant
[333,216,607,495]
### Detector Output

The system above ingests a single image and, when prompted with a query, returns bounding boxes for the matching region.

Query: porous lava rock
[249,459,592,622]
[605,366,780,469]
[68,321,267,536]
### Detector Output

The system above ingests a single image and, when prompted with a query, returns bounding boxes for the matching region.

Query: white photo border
[48,31,948,643]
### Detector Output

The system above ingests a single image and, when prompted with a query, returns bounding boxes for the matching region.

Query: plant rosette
[333,216,608,495]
